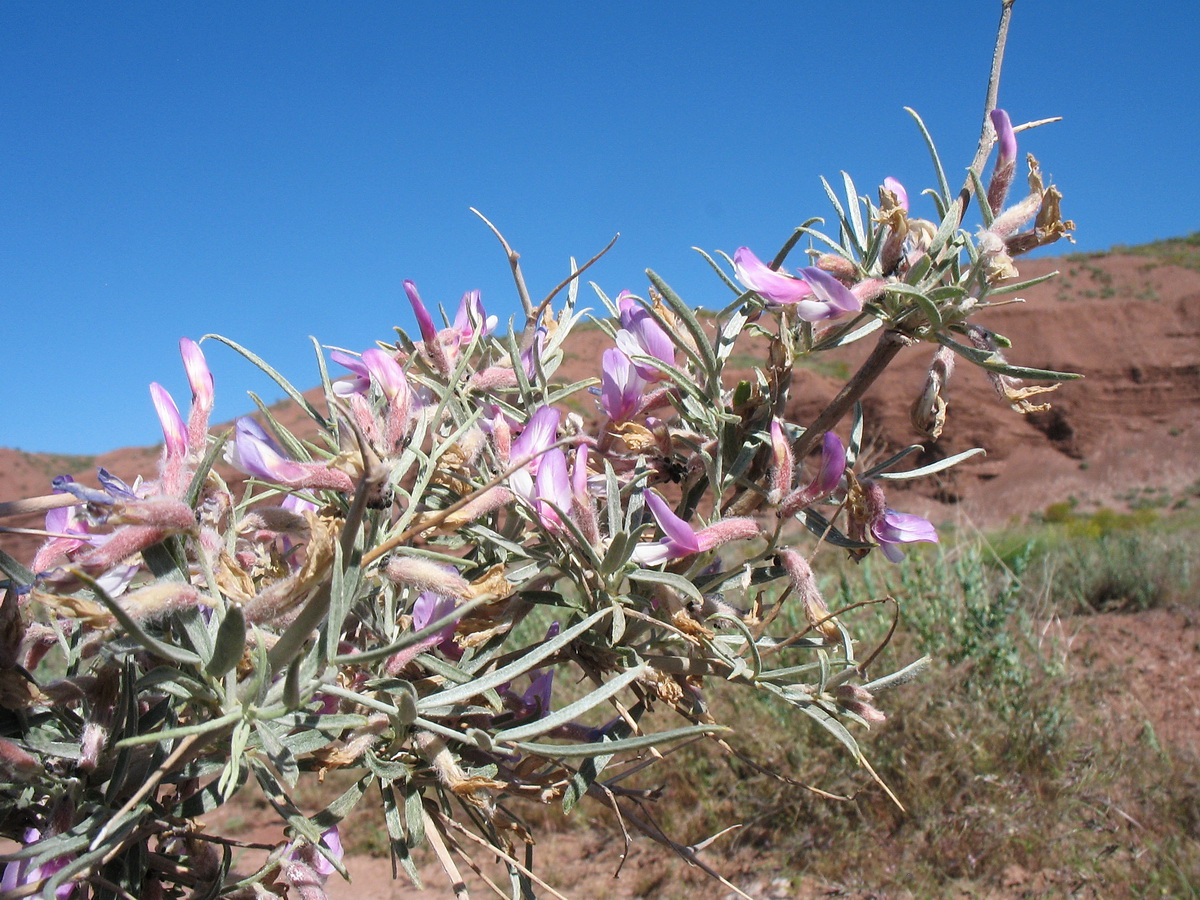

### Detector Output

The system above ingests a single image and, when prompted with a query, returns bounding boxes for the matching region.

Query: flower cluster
[0,85,1076,899]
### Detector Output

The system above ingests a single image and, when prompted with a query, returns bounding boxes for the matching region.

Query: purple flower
[329,350,372,397]
[615,292,675,381]
[987,108,1018,214]
[411,589,462,657]
[872,509,939,562]
[733,248,862,321]
[632,491,760,566]
[857,479,938,562]
[404,281,495,375]
[533,447,572,532]
[600,348,647,423]
[453,289,497,342]
[733,247,815,305]
[225,418,355,493]
[780,432,846,517]
[991,108,1017,166]
[284,826,344,886]
[1,829,75,899]
[794,266,863,320]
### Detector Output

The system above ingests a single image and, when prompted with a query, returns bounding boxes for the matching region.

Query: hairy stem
[956,0,1017,222]
[792,330,912,460]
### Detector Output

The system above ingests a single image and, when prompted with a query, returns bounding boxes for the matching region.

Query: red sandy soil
[3,247,1199,898]
[197,607,1199,900]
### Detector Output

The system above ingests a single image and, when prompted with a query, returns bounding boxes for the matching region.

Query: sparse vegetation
[273,522,1200,898]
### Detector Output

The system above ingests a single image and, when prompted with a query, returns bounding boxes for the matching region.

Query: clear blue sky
[2,1,1195,456]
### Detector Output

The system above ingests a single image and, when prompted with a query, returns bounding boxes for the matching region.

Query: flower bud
[986,108,1018,214]
[383,557,470,600]
[180,338,214,457]
[777,548,840,643]
[768,420,794,505]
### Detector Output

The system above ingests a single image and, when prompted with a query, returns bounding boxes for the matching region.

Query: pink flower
[329,350,372,397]
[632,490,759,566]
[149,383,187,463]
[453,288,498,343]
[1,829,75,899]
[733,248,861,321]
[733,246,814,305]
[180,338,214,457]
[225,418,355,493]
[615,292,675,381]
[509,405,561,501]
[600,348,647,423]
[768,420,794,504]
[780,432,846,517]
[533,448,572,532]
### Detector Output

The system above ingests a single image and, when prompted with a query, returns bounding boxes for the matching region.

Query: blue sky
[2,1,1196,456]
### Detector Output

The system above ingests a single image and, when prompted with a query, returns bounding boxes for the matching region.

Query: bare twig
[470,208,534,320]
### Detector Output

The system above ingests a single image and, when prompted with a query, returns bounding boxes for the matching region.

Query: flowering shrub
[0,8,1078,898]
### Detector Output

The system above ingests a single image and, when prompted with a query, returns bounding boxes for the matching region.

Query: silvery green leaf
[846,402,865,467]
[904,107,951,203]
[403,781,426,848]
[799,509,873,550]
[610,599,627,644]
[692,246,746,296]
[366,749,414,783]
[646,269,719,382]
[860,444,923,478]
[332,595,492,666]
[417,607,613,711]
[0,546,34,586]
[842,171,868,252]
[204,334,330,432]
[887,283,943,332]
[513,722,730,758]
[219,719,250,799]
[74,572,200,667]
[239,626,273,705]
[937,332,1082,381]
[820,175,864,259]
[313,773,372,830]
[626,568,705,607]
[985,269,1060,297]
[257,722,299,787]
[874,447,987,480]
[969,167,994,227]
[810,314,882,351]
[799,702,864,763]
[494,663,649,743]
[206,603,246,678]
